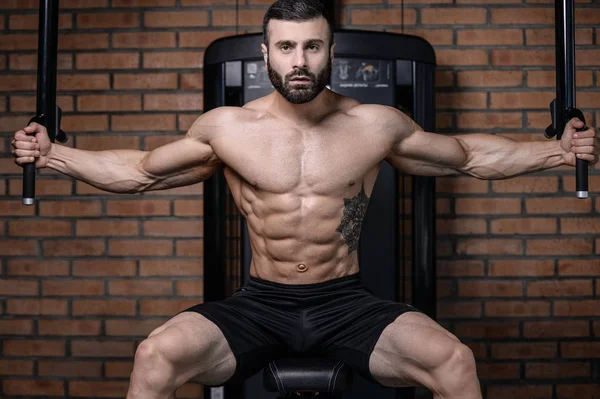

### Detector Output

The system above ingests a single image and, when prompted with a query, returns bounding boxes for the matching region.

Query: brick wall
[0,0,599,398]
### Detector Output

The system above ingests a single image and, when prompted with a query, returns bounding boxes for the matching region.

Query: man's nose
[293,48,307,69]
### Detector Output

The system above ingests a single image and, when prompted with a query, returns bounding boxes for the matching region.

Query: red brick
[113,73,178,90]
[477,362,520,380]
[490,217,557,235]
[38,320,101,336]
[176,239,204,256]
[492,342,557,359]
[492,176,558,193]
[140,259,201,276]
[490,91,555,109]
[526,362,590,379]
[6,299,68,315]
[77,12,139,28]
[38,360,102,377]
[112,115,177,134]
[491,8,553,24]
[76,53,139,70]
[457,71,523,89]
[143,220,203,237]
[459,280,523,297]
[421,8,486,25]
[73,259,136,277]
[144,94,203,111]
[8,220,72,236]
[0,319,34,335]
[563,175,600,194]
[212,9,269,27]
[0,201,35,216]
[176,280,204,297]
[400,28,453,46]
[457,29,522,45]
[524,320,589,338]
[556,384,600,399]
[9,13,72,29]
[554,300,600,317]
[485,300,550,317]
[143,51,203,69]
[109,239,173,256]
[4,339,65,356]
[43,280,104,296]
[0,240,38,256]
[109,279,173,296]
[176,383,203,398]
[71,340,134,357]
[76,220,139,236]
[43,239,106,257]
[145,11,208,27]
[350,9,416,26]
[487,385,553,399]
[436,92,487,110]
[492,49,553,66]
[78,94,141,112]
[527,238,593,256]
[0,34,37,50]
[561,342,600,358]
[179,31,237,48]
[436,49,488,66]
[181,72,203,90]
[106,199,171,216]
[526,197,592,214]
[437,301,482,319]
[456,198,521,214]
[39,200,101,217]
[3,380,65,396]
[174,199,203,216]
[437,218,487,235]
[140,299,199,315]
[179,114,200,131]
[59,33,109,50]
[61,114,109,132]
[9,95,74,112]
[105,361,134,377]
[76,135,139,151]
[105,319,166,336]
[58,74,110,91]
[560,217,600,234]
[113,32,176,48]
[453,321,519,338]
[73,299,136,316]
[527,70,594,88]
[55,0,109,8]
[10,53,72,70]
[437,260,484,277]
[0,74,37,92]
[114,0,175,5]
[558,259,600,276]
[0,359,34,375]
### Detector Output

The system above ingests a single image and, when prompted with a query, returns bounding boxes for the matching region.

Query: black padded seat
[263,357,353,395]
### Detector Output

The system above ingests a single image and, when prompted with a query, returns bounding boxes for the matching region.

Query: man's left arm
[386,115,599,179]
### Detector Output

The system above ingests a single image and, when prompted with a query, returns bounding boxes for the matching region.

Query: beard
[267,56,331,104]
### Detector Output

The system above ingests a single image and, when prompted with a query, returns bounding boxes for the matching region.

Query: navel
[296,263,308,273]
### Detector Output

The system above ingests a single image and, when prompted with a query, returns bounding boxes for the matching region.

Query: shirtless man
[11,0,600,398]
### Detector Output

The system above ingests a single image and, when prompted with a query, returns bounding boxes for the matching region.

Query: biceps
[140,137,220,187]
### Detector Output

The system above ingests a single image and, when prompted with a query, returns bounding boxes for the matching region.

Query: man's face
[262,17,333,104]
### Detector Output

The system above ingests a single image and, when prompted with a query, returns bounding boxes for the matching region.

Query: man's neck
[269,89,333,126]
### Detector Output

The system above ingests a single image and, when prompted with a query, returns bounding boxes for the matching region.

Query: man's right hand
[11,122,53,168]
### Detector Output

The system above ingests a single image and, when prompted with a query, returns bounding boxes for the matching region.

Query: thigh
[368,311,461,388]
[144,311,237,387]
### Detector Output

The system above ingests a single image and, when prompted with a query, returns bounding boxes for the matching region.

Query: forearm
[456,134,567,179]
[47,144,152,193]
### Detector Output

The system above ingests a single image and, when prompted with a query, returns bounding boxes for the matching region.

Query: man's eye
[281,45,291,51]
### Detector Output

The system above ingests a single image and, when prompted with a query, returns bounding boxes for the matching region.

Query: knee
[433,343,477,394]
[131,338,177,390]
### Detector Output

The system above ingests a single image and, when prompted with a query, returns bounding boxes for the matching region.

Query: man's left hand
[560,118,599,167]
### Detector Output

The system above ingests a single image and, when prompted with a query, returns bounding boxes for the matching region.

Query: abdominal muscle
[224,168,363,284]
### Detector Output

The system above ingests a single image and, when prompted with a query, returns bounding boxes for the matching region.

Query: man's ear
[261,43,268,66]
[330,42,336,63]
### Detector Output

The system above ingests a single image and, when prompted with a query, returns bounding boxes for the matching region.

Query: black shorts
[182,272,420,386]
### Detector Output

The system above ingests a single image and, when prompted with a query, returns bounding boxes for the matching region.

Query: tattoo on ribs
[335,185,370,254]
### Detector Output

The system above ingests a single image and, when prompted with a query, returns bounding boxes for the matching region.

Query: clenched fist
[560,118,600,167]
[11,122,53,168]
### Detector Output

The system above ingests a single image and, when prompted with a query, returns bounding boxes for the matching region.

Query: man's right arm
[13,108,228,193]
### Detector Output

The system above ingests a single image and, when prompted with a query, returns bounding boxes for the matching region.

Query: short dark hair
[263,0,334,47]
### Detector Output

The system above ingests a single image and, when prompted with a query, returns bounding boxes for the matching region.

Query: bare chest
[212,123,390,194]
